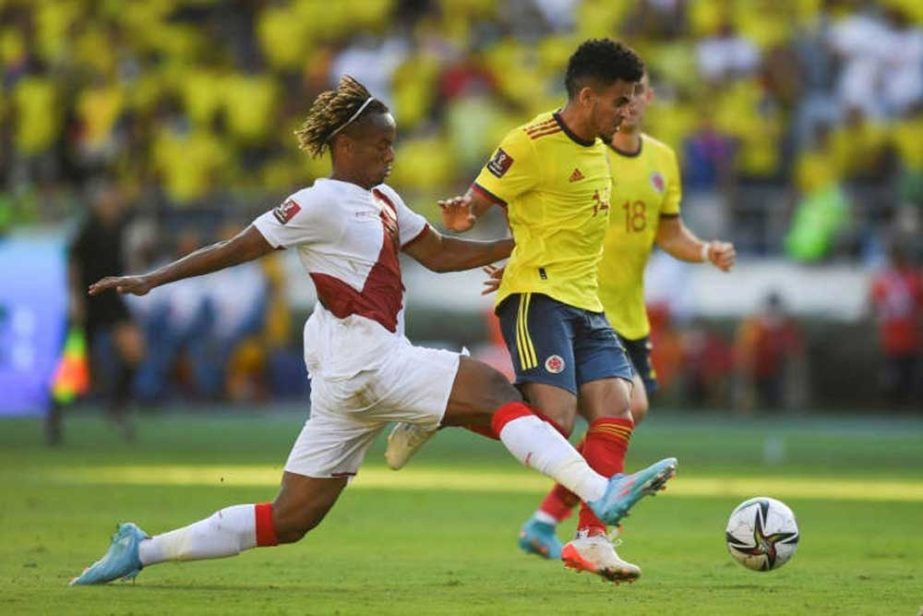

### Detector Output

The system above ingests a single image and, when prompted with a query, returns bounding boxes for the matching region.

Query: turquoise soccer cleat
[588,457,677,526]
[70,523,148,586]
[518,517,563,560]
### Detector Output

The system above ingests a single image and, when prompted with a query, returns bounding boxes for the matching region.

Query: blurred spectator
[132,228,209,402]
[646,302,684,392]
[194,222,269,400]
[734,292,806,412]
[869,243,923,407]
[828,5,890,118]
[881,7,923,116]
[786,122,851,262]
[57,182,145,441]
[682,107,736,191]
[680,319,734,409]
[829,106,891,182]
[695,18,760,83]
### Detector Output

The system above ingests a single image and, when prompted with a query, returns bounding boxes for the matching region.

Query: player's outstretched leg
[587,457,677,526]
[70,473,346,586]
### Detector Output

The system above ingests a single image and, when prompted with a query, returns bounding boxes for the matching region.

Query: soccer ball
[725,497,799,571]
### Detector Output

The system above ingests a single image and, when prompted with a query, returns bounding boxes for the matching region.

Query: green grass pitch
[1,411,921,615]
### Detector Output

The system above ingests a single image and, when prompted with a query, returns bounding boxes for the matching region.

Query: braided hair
[294,75,389,158]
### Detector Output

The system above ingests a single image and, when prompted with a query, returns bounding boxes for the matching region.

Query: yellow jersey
[474,111,612,312]
[600,133,682,339]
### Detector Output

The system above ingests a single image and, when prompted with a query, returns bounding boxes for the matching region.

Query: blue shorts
[618,334,658,397]
[497,293,633,396]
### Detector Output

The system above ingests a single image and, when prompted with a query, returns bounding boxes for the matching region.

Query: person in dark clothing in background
[47,183,145,444]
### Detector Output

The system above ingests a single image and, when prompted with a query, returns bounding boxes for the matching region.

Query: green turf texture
[1,412,921,615]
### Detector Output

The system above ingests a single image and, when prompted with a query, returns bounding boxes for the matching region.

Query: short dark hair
[564,39,644,99]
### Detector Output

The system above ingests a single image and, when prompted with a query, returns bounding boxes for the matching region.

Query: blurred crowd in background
[1,0,921,416]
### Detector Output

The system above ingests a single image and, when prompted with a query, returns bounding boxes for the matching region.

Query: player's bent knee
[630,399,648,424]
[482,368,520,408]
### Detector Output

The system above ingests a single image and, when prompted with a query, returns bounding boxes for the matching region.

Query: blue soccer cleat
[518,517,563,560]
[70,523,148,586]
[588,457,677,526]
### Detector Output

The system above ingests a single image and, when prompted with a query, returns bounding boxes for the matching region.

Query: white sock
[138,504,257,566]
[533,510,558,525]
[497,415,607,503]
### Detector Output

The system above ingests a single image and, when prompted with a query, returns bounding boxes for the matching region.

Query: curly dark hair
[564,39,644,99]
[294,75,390,158]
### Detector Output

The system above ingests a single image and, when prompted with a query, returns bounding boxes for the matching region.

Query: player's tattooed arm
[88,225,276,297]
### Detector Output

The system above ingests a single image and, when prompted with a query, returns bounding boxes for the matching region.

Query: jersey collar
[609,135,644,158]
[553,111,596,147]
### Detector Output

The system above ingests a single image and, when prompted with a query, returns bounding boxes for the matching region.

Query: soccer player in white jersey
[70,76,673,586]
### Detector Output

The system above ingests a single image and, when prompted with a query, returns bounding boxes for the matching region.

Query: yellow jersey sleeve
[472,128,539,205]
[661,147,682,216]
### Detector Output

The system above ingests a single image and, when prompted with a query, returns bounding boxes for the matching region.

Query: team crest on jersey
[487,148,514,178]
[545,355,565,374]
[650,172,665,193]
[273,199,301,225]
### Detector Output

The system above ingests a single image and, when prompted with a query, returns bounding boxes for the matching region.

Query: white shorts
[285,313,460,478]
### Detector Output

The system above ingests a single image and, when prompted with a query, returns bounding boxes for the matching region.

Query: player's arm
[654,147,735,271]
[88,226,276,297]
[403,226,513,273]
[442,129,538,232]
[655,216,736,272]
[438,187,501,233]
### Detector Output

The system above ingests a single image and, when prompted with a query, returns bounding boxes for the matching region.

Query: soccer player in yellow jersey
[514,72,736,562]
[387,40,678,583]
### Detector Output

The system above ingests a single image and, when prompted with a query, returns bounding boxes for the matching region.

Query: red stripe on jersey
[528,127,562,140]
[311,189,405,333]
[471,183,507,206]
[524,119,557,135]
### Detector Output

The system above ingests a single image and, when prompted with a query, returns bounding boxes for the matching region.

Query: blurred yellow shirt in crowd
[77,82,124,148]
[14,77,58,154]
[795,148,839,194]
[715,80,782,178]
[225,75,277,145]
[891,115,923,172]
[153,128,233,204]
[830,120,888,178]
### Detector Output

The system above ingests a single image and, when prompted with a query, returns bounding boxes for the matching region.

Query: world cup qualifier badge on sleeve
[273,199,301,225]
[487,148,514,178]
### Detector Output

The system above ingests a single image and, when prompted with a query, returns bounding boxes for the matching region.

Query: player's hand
[88,275,154,297]
[707,241,736,272]
[481,264,505,295]
[438,194,476,232]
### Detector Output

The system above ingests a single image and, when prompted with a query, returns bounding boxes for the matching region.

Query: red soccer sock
[467,400,573,441]
[539,483,582,522]
[577,417,633,535]
[255,502,278,547]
